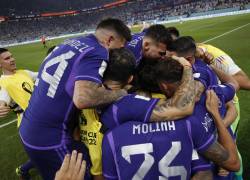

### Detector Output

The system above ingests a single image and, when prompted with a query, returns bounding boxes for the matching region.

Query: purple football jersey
[100,94,159,130]
[126,32,145,66]
[20,34,109,148]
[102,118,215,180]
[193,59,219,89]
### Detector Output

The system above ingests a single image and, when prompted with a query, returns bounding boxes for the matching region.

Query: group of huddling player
[0,18,250,180]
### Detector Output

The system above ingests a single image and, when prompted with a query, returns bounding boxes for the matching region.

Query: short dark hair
[166,27,180,38]
[137,59,161,93]
[168,36,196,56]
[0,48,8,55]
[103,48,136,85]
[97,18,131,42]
[155,58,183,83]
[145,24,172,46]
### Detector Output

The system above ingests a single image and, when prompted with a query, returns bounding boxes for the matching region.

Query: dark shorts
[22,140,92,180]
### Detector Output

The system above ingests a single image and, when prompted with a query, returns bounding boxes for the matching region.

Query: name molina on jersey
[133,121,176,135]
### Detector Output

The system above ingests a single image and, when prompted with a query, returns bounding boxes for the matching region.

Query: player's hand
[205,89,220,115]
[171,55,192,67]
[0,102,11,118]
[55,150,86,180]
[218,167,230,177]
[195,47,214,65]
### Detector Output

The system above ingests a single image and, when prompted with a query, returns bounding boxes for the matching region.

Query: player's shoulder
[127,32,145,46]
[64,35,108,60]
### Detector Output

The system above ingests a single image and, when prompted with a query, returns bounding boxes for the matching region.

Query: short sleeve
[25,70,38,82]
[193,60,218,89]
[102,133,119,180]
[210,83,235,103]
[193,71,210,89]
[118,95,159,124]
[214,55,241,75]
[191,149,212,174]
[0,87,11,105]
[187,117,216,153]
[74,48,108,84]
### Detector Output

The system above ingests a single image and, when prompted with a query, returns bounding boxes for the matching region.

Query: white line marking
[202,22,250,43]
[0,119,17,129]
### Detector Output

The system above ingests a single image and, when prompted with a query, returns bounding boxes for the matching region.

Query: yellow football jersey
[198,44,241,76]
[0,70,34,127]
[80,109,103,175]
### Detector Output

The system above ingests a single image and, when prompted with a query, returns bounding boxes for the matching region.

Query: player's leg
[16,160,34,180]
[230,101,243,179]
[22,144,67,180]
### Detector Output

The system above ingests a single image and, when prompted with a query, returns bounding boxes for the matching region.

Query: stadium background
[0,0,250,179]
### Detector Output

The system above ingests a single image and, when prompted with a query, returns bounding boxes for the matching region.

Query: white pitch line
[0,119,17,129]
[202,22,250,43]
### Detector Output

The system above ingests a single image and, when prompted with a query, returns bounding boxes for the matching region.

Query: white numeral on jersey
[121,141,187,179]
[159,142,187,180]
[41,51,75,98]
[122,143,154,180]
[134,95,151,101]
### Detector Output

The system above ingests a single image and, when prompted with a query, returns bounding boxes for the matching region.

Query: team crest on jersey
[202,113,213,132]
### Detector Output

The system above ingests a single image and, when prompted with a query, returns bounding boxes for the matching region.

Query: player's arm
[223,101,237,127]
[233,70,250,90]
[25,70,38,82]
[150,60,196,121]
[191,170,213,180]
[195,45,214,65]
[0,87,11,118]
[73,81,127,109]
[210,65,239,91]
[201,90,240,171]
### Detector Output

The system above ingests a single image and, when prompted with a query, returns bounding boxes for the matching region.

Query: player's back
[102,120,193,180]
[20,34,108,147]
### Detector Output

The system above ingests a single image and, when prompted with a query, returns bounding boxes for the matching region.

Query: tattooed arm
[73,81,127,109]
[191,171,213,180]
[150,65,196,121]
[201,90,240,171]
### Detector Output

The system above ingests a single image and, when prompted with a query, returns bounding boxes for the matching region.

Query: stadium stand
[0,0,249,45]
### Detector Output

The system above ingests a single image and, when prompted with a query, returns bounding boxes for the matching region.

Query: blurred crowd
[0,0,249,45]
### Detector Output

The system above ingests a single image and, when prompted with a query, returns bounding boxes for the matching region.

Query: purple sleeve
[117,95,159,124]
[210,83,235,103]
[193,69,210,89]
[188,118,216,153]
[191,149,212,174]
[102,133,119,180]
[74,48,108,84]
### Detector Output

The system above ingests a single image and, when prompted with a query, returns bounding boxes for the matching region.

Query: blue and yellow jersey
[0,70,35,127]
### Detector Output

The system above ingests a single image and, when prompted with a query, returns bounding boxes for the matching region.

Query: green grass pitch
[0,13,250,179]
